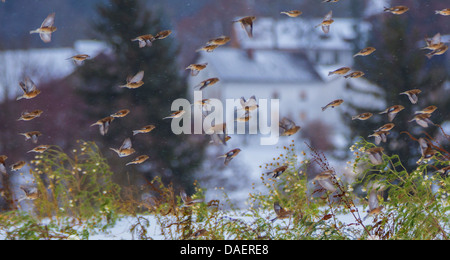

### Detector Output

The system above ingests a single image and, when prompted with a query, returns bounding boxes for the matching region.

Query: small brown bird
[132,34,155,48]
[30,13,57,43]
[17,77,41,101]
[369,131,390,145]
[418,138,437,163]
[265,165,288,179]
[373,123,395,133]
[111,109,130,118]
[317,178,337,193]
[180,190,204,207]
[233,16,256,38]
[91,116,115,136]
[409,113,434,128]
[110,138,136,158]
[271,202,293,222]
[236,114,252,122]
[163,110,186,120]
[206,123,228,145]
[280,10,303,17]
[344,71,365,79]
[194,78,220,91]
[0,155,7,175]
[67,54,90,65]
[379,105,405,122]
[28,145,51,154]
[328,67,351,76]
[322,99,344,111]
[323,0,339,2]
[415,105,437,115]
[196,44,220,53]
[240,96,259,114]
[426,44,448,59]
[209,135,231,145]
[366,147,384,165]
[313,170,334,181]
[422,33,444,50]
[353,47,376,57]
[126,155,150,166]
[10,161,26,171]
[186,63,208,76]
[206,36,231,46]
[219,148,241,166]
[315,11,334,34]
[19,186,39,201]
[18,110,43,121]
[120,71,145,89]
[384,6,409,15]
[279,117,301,136]
[132,125,156,136]
[435,8,450,16]
[400,89,421,104]
[363,188,384,221]
[19,131,42,144]
[437,166,450,177]
[352,112,373,121]
[154,30,172,40]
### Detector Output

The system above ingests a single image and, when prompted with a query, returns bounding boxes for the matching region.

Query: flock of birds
[0,1,449,223]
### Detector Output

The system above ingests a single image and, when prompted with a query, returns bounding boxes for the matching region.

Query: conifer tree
[74,0,207,192]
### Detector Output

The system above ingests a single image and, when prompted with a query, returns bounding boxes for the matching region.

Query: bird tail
[435,10,441,15]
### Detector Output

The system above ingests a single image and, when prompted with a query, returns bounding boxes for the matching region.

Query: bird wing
[130,71,144,83]
[41,13,55,27]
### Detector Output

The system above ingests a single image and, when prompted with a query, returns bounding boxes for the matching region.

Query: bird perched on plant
[30,13,57,43]
[368,131,390,145]
[280,10,303,17]
[435,8,450,16]
[126,155,150,166]
[415,106,437,115]
[10,161,26,172]
[17,77,41,101]
[110,138,135,158]
[265,165,288,179]
[352,112,373,121]
[233,16,256,38]
[27,145,51,154]
[19,131,42,144]
[315,11,334,34]
[219,148,241,166]
[328,67,351,76]
[67,54,90,65]
[366,147,384,165]
[322,99,344,111]
[91,116,114,136]
[379,105,405,122]
[186,63,208,76]
[353,47,376,57]
[400,89,421,104]
[194,78,220,91]
[384,6,409,15]
[163,110,186,120]
[18,110,43,121]
[132,125,156,136]
[120,71,145,89]
[271,202,293,222]
[180,190,204,208]
[279,117,301,136]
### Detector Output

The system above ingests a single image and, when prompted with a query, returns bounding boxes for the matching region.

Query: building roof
[198,47,322,84]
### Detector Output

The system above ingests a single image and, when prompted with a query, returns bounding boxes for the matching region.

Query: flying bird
[163,110,186,120]
[315,11,334,34]
[322,99,344,111]
[344,71,365,79]
[366,147,384,165]
[233,16,256,38]
[415,105,437,115]
[379,105,405,122]
[328,67,351,76]
[400,89,421,104]
[363,188,384,221]
[110,138,136,158]
[27,145,51,154]
[206,36,231,46]
[369,131,390,145]
[67,54,90,65]
[30,13,57,43]
[384,6,409,15]
[180,190,204,208]
[219,148,241,166]
[265,165,288,179]
[279,117,301,136]
[435,8,450,16]
[91,116,115,136]
[280,10,303,17]
[111,109,130,118]
[271,202,293,222]
[353,47,376,57]
[10,161,26,171]
[18,110,43,121]
[17,77,41,101]
[19,131,42,144]
[126,155,150,166]
[120,71,145,89]
[426,44,448,59]
[373,123,395,133]
[19,186,39,201]
[312,170,334,181]
[352,112,373,121]
[194,78,220,91]
[409,113,434,128]
[186,63,208,76]
[132,125,156,136]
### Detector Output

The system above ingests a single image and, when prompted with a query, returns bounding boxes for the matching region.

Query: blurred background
[0,0,448,210]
